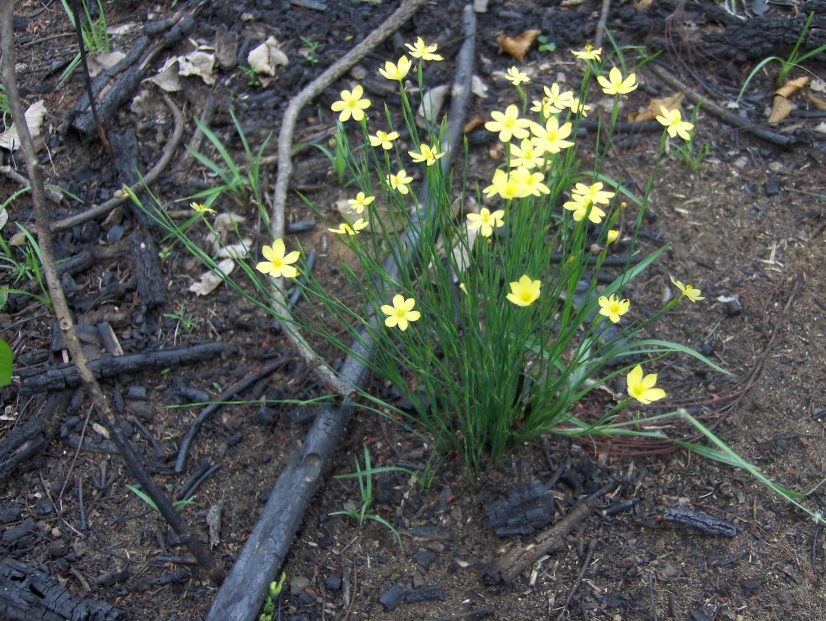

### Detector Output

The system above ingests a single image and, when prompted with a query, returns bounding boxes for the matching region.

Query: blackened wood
[483,502,593,584]
[485,480,556,537]
[18,343,228,395]
[206,6,475,620]
[130,228,166,308]
[663,508,737,537]
[0,557,126,620]
[67,8,200,140]
[0,392,69,488]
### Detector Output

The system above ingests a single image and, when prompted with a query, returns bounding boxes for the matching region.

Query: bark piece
[0,557,125,620]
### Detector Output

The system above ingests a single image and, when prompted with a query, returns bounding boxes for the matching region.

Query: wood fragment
[0,558,125,621]
[483,501,593,584]
[18,342,229,396]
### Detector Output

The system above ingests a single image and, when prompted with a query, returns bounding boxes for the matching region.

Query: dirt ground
[2,0,826,620]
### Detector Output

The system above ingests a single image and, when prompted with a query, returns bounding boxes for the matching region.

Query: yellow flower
[507,275,541,307]
[381,294,421,331]
[405,37,443,61]
[409,143,445,167]
[597,67,638,96]
[190,202,215,214]
[598,294,630,323]
[543,84,575,112]
[482,169,523,200]
[568,97,591,117]
[256,238,300,279]
[530,116,574,154]
[466,207,505,237]
[387,169,414,194]
[329,218,368,235]
[512,167,550,197]
[626,364,666,405]
[505,66,530,86]
[563,194,606,224]
[331,85,371,122]
[670,275,704,302]
[347,192,375,214]
[369,130,400,150]
[572,181,614,205]
[656,106,694,141]
[485,104,532,143]
[378,55,412,81]
[571,45,602,61]
[509,138,543,169]
[607,229,619,244]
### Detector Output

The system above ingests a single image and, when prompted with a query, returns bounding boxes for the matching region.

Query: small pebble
[379,585,405,612]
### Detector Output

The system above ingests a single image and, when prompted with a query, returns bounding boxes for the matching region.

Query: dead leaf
[248,36,289,87]
[463,117,486,134]
[806,93,826,112]
[146,57,182,92]
[189,258,235,296]
[496,30,540,63]
[775,76,809,98]
[633,0,653,9]
[471,75,489,98]
[0,100,47,150]
[178,50,216,86]
[214,28,239,71]
[768,94,792,125]
[216,240,252,260]
[417,84,449,128]
[87,50,126,77]
[814,122,826,134]
[811,78,826,93]
[627,92,684,123]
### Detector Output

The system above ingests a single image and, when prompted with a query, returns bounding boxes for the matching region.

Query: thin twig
[50,92,185,232]
[647,63,795,148]
[594,0,612,51]
[554,538,598,621]
[267,0,428,396]
[68,0,113,161]
[0,6,222,585]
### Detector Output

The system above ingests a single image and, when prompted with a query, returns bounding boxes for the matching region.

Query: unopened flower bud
[590,243,602,255]
[607,230,619,244]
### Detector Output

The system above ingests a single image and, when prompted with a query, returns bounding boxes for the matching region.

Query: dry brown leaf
[464,117,486,134]
[775,76,810,98]
[496,30,540,63]
[806,93,826,111]
[767,94,792,125]
[627,92,684,123]
[633,0,653,9]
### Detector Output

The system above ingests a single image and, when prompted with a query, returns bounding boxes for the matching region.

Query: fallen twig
[554,537,598,621]
[1,4,221,583]
[483,501,593,584]
[174,354,291,473]
[51,91,185,233]
[267,0,429,396]
[17,342,228,396]
[647,63,795,148]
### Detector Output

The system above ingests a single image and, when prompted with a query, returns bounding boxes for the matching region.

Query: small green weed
[239,65,262,88]
[0,220,51,308]
[126,484,195,513]
[258,572,286,621]
[602,27,662,76]
[331,446,410,551]
[738,12,826,99]
[299,36,321,65]
[163,303,200,333]
[59,0,110,86]
[0,339,12,388]
[536,34,556,54]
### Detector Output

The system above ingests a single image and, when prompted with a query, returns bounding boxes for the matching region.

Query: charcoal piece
[0,558,125,620]
[325,573,341,591]
[1,518,37,547]
[414,549,436,571]
[485,479,556,537]
[405,585,445,604]
[663,508,737,537]
[0,506,21,524]
[379,584,405,612]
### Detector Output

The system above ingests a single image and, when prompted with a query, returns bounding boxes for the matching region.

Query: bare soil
[1,1,825,620]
